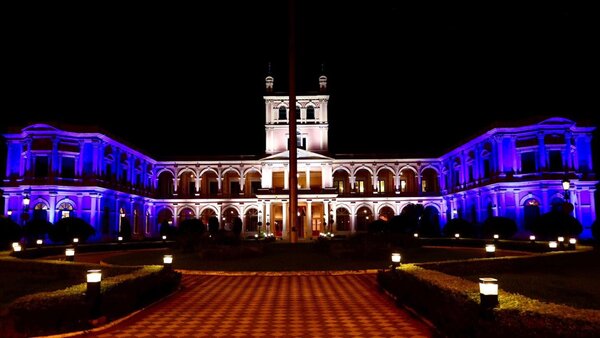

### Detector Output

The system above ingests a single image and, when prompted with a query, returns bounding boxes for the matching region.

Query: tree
[49,217,96,243]
[481,216,518,239]
[22,219,52,244]
[178,218,205,252]
[208,216,220,235]
[531,211,583,240]
[368,219,387,233]
[232,217,243,237]
[443,218,475,238]
[388,214,418,234]
[0,216,22,249]
[159,219,177,238]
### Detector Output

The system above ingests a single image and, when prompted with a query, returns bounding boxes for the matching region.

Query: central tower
[263,74,330,155]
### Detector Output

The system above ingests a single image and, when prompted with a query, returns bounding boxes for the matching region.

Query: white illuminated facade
[1,74,597,241]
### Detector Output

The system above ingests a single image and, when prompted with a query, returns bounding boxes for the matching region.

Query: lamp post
[568,238,577,250]
[390,252,401,271]
[479,277,499,309]
[86,269,102,318]
[21,192,30,226]
[65,248,75,261]
[485,244,496,258]
[163,254,173,271]
[562,178,570,201]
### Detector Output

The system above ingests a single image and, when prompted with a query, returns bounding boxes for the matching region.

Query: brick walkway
[69,272,433,338]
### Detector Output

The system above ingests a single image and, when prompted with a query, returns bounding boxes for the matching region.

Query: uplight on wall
[529,235,536,244]
[548,241,558,250]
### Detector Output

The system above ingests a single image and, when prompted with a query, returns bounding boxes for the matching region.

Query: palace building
[1,75,597,241]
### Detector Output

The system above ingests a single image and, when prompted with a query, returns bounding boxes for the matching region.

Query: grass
[102,241,530,271]
[4,241,598,311]
[457,249,600,310]
[0,269,84,307]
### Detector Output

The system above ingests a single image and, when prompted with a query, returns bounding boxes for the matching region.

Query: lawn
[101,241,530,271]
[455,249,600,310]
[0,268,84,307]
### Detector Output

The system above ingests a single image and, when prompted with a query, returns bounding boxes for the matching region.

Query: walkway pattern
[79,273,432,338]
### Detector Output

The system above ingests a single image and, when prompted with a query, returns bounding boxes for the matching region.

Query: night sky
[3,2,598,161]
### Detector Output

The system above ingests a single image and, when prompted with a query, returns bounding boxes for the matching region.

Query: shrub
[22,218,53,244]
[0,216,22,249]
[49,217,96,243]
[388,214,418,234]
[159,220,177,238]
[177,218,205,252]
[208,216,219,235]
[481,216,518,239]
[531,211,583,240]
[443,218,475,237]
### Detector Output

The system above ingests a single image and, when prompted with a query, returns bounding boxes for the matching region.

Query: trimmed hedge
[7,265,181,337]
[378,264,600,337]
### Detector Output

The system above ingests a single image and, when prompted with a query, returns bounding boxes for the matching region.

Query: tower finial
[265,62,274,93]
[319,64,327,93]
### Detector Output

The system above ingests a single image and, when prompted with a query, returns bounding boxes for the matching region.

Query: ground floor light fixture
[485,244,496,258]
[163,254,173,270]
[479,277,499,309]
[65,248,75,261]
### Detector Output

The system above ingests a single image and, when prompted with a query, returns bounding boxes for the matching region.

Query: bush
[0,216,22,249]
[208,216,219,235]
[49,217,96,243]
[367,219,387,233]
[159,220,177,238]
[388,214,418,234]
[443,218,475,237]
[481,216,518,239]
[531,211,583,240]
[177,218,205,252]
[22,218,53,244]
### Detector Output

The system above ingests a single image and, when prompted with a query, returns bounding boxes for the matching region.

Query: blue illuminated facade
[1,80,597,242]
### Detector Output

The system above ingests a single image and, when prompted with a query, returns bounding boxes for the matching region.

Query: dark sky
[3,2,598,160]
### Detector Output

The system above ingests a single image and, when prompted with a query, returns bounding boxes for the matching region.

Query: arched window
[33,202,48,221]
[57,202,74,219]
[245,209,258,232]
[306,105,315,120]
[335,208,350,231]
[278,106,287,120]
[356,207,373,231]
[523,198,540,230]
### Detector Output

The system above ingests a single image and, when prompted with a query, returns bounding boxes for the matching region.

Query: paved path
[69,272,434,338]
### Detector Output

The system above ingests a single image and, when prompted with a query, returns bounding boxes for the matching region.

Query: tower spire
[319,64,327,93]
[265,62,274,93]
